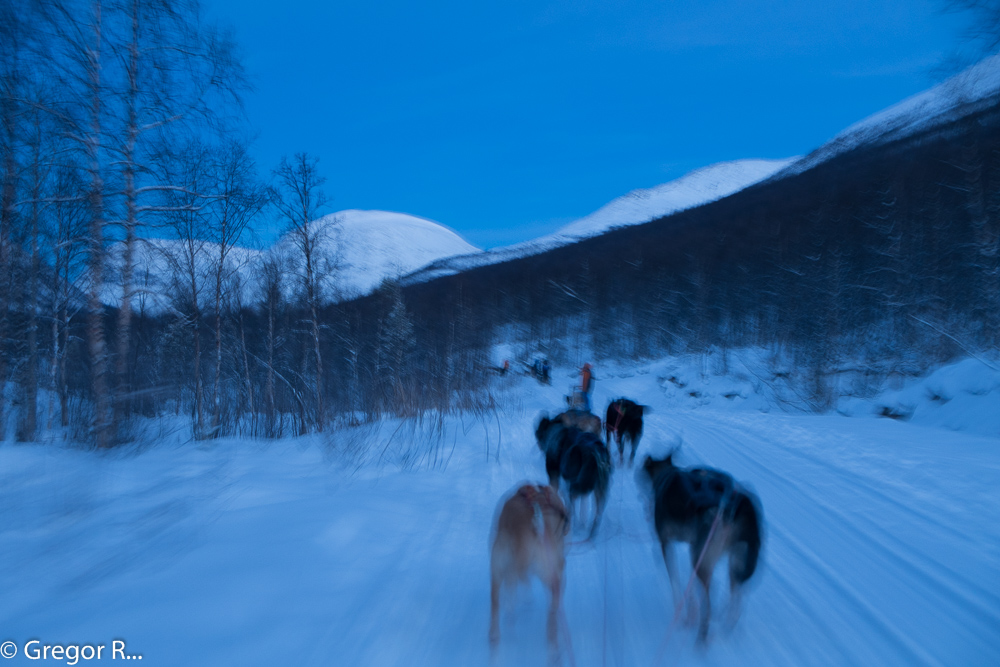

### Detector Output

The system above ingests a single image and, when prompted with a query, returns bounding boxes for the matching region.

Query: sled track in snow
[672,412,1000,666]
[681,415,1000,618]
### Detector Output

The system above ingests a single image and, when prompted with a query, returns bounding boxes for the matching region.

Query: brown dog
[489,484,570,651]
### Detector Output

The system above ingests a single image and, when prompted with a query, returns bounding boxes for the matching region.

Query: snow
[838,356,1000,438]
[2,354,998,666]
[635,350,1000,439]
[102,238,264,313]
[104,210,479,312]
[555,159,797,238]
[284,209,480,298]
[774,53,1000,179]
[403,158,796,285]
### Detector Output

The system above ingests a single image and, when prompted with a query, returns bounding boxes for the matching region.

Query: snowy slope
[102,238,264,313]
[2,356,998,666]
[774,53,1000,179]
[404,158,795,284]
[409,55,1000,287]
[105,210,478,311]
[275,209,480,299]
[556,158,796,238]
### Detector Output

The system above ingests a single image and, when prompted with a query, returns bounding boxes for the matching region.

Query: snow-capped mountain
[403,158,795,284]
[275,209,479,299]
[555,158,797,238]
[407,55,1000,287]
[773,53,1000,179]
[105,210,479,311]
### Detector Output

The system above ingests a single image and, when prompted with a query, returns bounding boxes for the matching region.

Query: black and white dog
[536,416,612,538]
[640,453,763,642]
[605,398,647,466]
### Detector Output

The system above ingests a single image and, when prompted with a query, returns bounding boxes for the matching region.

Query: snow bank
[574,350,1000,439]
[838,357,1000,438]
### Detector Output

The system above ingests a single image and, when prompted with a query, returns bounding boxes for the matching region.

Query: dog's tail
[730,492,763,584]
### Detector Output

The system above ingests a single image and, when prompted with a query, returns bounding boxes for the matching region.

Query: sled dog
[535,417,611,538]
[554,409,603,437]
[489,484,570,651]
[640,453,763,642]
[605,398,647,466]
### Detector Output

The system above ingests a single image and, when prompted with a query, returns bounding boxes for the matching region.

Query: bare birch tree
[206,140,267,433]
[158,140,213,438]
[0,0,30,439]
[272,153,329,432]
[108,0,244,422]
[47,166,88,430]
[39,0,116,447]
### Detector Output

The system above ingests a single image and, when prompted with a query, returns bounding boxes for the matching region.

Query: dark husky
[605,398,646,466]
[641,453,762,642]
[535,417,612,538]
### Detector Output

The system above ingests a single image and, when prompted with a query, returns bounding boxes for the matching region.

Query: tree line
[0,0,397,445]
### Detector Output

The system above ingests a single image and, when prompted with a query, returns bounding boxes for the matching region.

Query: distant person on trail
[541,359,551,384]
[502,360,509,376]
[579,362,594,411]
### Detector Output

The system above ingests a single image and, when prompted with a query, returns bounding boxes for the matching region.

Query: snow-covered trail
[662,410,1000,667]
[1,369,998,666]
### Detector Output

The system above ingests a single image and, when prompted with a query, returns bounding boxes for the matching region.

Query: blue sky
[203,0,968,248]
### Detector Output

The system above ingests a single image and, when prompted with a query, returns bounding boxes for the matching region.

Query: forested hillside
[390,104,1000,409]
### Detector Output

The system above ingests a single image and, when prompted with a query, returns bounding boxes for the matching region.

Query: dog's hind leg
[725,542,749,631]
[547,571,562,651]
[546,456,561,491]
[589,485,608,540]
[660,541,683,614]
[724,582,743,634]
[694,556,717,644]
[563,491,578,535]
[489,573,501,647]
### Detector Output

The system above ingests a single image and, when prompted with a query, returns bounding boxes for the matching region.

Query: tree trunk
[211,238,225,434]
[237,303,254,434]
[302,231,323,431]
[189,255,204,438]
[115,0,140,423]
[22,114,42,441]
[266,287,276,436]
[87,0,112,448]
